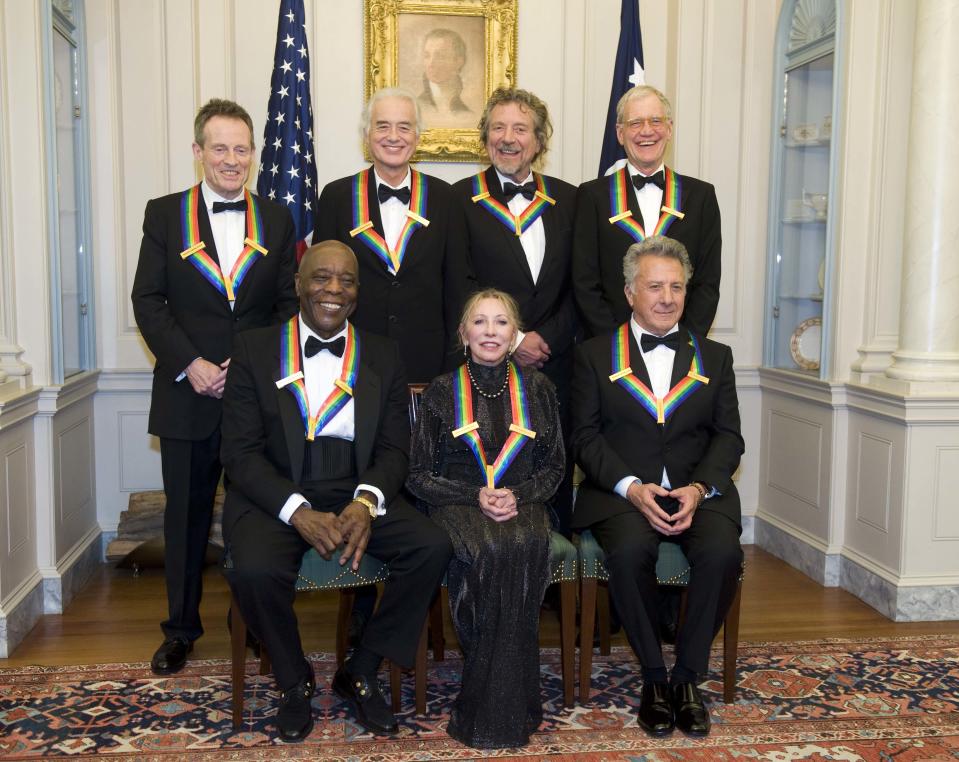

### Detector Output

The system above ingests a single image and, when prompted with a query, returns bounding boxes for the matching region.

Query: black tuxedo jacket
[570,324,743,530]
[314,167,475,383]
[131,187,297,441]
[452,168,578,395]
[572,168,721,337]
[220,322,410,529]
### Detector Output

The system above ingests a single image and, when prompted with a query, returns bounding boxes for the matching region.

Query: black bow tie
[640,332,680,352]
[377,184,411,205]
[304,335,345,358]
[211,199,247,213]
[631,171,665,191]
[502,181,536,200]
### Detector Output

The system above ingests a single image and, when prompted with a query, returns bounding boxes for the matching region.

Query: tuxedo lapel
[352,348,381,473]
[539,188,563,285]
[195,193,222,267]
[365,166,388,243]
[486,167,535,284]
[274,345,306,485]
[627,328,655,391]
[669,328,694,389]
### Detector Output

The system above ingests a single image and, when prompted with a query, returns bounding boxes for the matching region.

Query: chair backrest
[408,383,427,429]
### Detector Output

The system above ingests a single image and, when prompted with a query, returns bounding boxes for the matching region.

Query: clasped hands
[478,486,518,522]
[290,499,372,571]
[512,331,550,369]
[186,357,230,398]
[626,480,703,536]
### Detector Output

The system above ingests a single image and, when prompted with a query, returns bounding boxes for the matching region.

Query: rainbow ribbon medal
[179,185,267,302]
[607,166,684,242]
[470,172,556,236]
[608,324,709,424]
[275,317,360,441]
[349,169,429,274]
[452,361,536,488]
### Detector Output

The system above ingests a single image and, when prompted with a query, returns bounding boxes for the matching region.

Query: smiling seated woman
[406,288,565,749]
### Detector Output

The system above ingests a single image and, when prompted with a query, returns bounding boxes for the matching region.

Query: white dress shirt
[612,317,717,501]
[495,169,546,284]
[627,162,666,234]
[495,169,546,347]
[278,317,386,523]
[201,181,246,300]
[614,317,679,497]
[176,182,247,380]
[374,168,412,257]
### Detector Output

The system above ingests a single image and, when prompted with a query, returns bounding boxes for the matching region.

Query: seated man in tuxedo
[220,240,452,742]
[571,236,744,737]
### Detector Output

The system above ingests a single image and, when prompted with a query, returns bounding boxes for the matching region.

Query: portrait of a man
[398,14,485,130]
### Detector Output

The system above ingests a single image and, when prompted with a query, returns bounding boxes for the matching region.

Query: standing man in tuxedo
[574,84,721,338]
[220,241,451,741]
[315,87,474,384]
[452,87,577,534]
[571,236,743,737]
[131,98,298,676]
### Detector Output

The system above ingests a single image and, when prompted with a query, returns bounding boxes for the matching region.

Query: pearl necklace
[466,359,510,399]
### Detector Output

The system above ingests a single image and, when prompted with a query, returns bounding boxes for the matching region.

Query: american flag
[257,0,317,259]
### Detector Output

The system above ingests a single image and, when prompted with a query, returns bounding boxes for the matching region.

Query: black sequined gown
[406,360,565,749]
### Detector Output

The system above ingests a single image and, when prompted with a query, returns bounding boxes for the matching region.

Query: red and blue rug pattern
[1,635,957,760]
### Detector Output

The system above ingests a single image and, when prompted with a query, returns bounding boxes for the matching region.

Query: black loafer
[276,661,315,743]
[150,637,192,675]
[637,680,674,736]
[671,681,710,736]
[332,666,398,735]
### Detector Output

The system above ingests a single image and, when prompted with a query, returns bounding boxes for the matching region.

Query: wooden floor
[2,545,957,668]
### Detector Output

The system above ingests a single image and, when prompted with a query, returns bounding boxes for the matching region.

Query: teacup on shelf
[802,190,828,219]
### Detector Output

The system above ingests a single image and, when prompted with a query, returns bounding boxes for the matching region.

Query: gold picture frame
[365,0,517,163]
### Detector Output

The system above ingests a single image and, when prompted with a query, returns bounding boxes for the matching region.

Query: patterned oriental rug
[1,635,957,761]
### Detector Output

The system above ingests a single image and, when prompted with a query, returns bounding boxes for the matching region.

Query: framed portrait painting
[365,0,518,162]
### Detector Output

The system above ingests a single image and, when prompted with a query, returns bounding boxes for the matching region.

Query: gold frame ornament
[365,0,518,163]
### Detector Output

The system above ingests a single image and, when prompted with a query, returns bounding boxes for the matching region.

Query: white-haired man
[315,88,474,383]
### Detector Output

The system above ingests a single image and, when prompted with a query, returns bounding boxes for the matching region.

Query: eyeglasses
[622,116,669,131]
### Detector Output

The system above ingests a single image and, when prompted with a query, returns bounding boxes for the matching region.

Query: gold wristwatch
[354,495,378,520]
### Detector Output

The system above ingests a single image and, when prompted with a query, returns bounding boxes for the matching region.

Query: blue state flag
[598,0,645,177]
[257,0,318,260]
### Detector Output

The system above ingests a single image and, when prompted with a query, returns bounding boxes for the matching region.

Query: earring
[463,343,469,357]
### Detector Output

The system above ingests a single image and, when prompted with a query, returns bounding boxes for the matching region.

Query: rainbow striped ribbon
[451,360,536,488]
[607,167,684,242]
[608,323,709,424]
[179,185,267,302]
[349,169,429,274]
[470,172,555,236]
[276,317,360,441]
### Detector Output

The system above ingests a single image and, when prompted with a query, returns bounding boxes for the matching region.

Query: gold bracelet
[353,495,378,520]
[690,482,707,503]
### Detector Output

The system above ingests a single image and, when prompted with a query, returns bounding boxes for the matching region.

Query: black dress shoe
[637,681,674,736]
[671,682,710,736]
[276,661,315,743]
[150,637,192,675]
[332,666,398,735]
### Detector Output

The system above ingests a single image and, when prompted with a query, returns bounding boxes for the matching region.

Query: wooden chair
[576,529,742,704]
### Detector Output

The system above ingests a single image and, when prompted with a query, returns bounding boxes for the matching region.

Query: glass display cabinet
[764,0,841,376]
